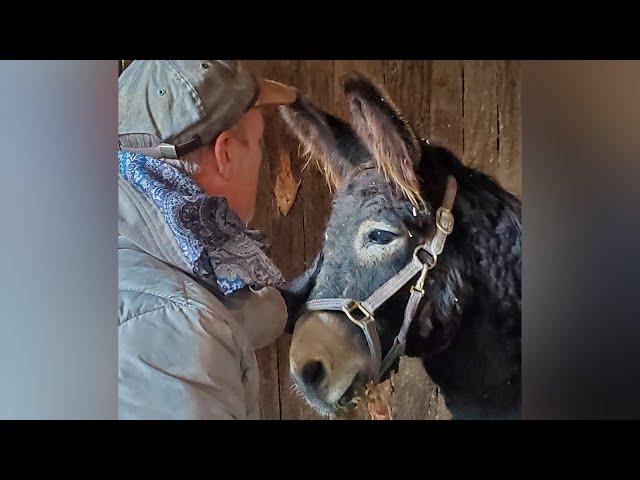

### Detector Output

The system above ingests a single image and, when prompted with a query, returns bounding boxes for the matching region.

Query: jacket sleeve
[118,301,249,420]
[221,286,288,351]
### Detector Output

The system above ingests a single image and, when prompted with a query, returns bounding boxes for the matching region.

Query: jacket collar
[117,151,284,296]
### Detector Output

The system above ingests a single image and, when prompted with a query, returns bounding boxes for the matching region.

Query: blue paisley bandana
[118,151,285,296]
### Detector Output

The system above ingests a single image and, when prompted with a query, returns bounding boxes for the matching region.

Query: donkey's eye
[369,229,398,245]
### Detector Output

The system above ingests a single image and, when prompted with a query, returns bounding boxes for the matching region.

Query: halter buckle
[342,301,373,326]
[436,207,454,235]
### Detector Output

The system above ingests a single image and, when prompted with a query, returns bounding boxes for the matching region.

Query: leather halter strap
[120,135,202,160]
[305,175,458,381]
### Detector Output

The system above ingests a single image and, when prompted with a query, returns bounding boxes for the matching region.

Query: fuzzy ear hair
[279,96,371,190]
[343,73,424,207]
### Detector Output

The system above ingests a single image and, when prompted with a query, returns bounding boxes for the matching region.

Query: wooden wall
[119,60,522,420]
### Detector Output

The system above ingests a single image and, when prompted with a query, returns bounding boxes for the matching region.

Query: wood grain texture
[497,61,522,198]
[430,61,464,159]
[254,344,280,420]
[298,60,335,270]
[395,60,432,138]
[390,357,452,420]
[463,60,499,175]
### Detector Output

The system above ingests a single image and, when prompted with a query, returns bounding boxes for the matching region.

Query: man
[118,60,298,419]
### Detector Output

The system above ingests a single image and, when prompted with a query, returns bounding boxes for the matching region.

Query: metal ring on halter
[413,244,437,270]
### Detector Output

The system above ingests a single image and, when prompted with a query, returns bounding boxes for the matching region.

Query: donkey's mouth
[292,373,367,417]
[299,391,343,418]
[337,371,367,408]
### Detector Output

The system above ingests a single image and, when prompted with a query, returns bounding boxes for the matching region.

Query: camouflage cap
[118,60,296,159]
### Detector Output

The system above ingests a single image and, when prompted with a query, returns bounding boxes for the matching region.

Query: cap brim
[254,78,297,107]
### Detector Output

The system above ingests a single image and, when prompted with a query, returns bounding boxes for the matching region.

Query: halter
[304,175,458,382]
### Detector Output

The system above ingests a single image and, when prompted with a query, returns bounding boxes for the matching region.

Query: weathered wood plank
[463,60,499,176]
[383,60,405,108]
[398,60,431,138]
[243,60,281,420]
[430,61,464,158]
[299,61,335,270]
[497,61,522,198]
[390,357,452,420]
[254,344,280,420]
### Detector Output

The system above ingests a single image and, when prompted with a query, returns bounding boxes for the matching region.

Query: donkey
[279,73,521,420]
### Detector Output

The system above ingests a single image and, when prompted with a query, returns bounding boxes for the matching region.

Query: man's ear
[213,130,234,180]
[279,96,371,189]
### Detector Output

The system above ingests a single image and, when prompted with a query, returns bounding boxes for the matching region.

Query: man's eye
[368,229,397,245]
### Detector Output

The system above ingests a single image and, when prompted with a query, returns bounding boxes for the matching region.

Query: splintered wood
[274,150,300,216]
[336,356,452,420]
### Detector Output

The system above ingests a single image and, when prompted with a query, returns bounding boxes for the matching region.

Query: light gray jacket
[118,177,287,419]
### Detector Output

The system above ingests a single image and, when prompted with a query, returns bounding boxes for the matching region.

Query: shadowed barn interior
[119,60,522,420]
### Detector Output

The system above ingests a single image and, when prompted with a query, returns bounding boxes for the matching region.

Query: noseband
[304,175,458,382]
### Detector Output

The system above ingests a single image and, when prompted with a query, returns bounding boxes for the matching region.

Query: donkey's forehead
[331,168,418,222]
[347,168,391,191]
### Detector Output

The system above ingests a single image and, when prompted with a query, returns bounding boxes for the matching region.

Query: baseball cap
[118,60,297,159]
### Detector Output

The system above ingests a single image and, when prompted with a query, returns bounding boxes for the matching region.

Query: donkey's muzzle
[289,311,371,411]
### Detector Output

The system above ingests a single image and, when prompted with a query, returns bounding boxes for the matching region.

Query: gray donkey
[278,73,521,420]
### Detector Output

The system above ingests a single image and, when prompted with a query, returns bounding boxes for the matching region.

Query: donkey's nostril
[301,360,326,387]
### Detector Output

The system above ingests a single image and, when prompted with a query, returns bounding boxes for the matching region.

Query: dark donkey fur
[280,73,521,419]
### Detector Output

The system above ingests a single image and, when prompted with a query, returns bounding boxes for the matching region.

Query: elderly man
[118,60,307,419]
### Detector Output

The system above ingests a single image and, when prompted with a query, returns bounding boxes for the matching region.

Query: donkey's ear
[279,96,371,189]
[279,251,324,334]
[343,73,424,207]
